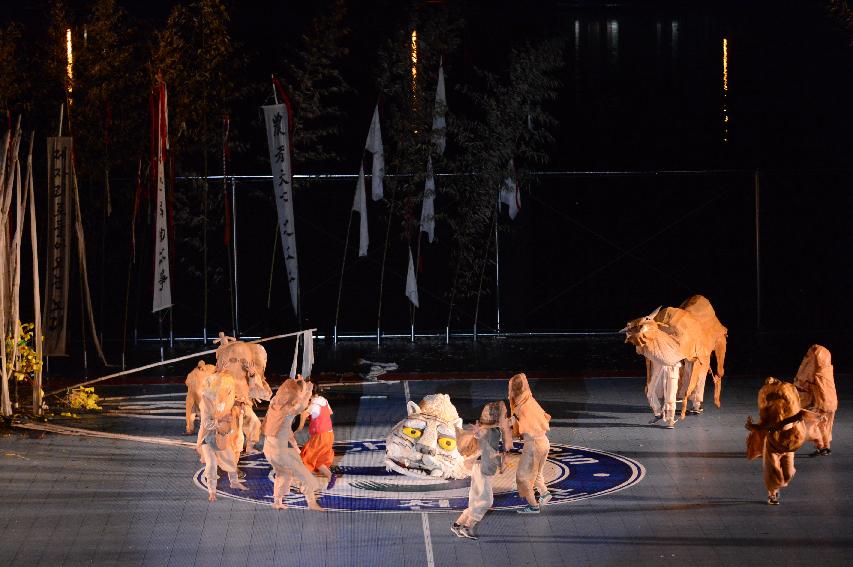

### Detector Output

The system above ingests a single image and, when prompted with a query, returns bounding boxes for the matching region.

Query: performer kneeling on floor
[508,373,553,514]
[452,401,513,540]
[197,372,248,501]
[263,376,324,511]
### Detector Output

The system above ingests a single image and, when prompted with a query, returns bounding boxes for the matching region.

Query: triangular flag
[406,246,419,308]
[499,159,520,220]
[432,60,447,155]
[419,156,435,243]
[352,164,369,257]
[365,104,384,200]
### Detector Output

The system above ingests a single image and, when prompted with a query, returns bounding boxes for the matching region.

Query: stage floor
[2,375,851,566]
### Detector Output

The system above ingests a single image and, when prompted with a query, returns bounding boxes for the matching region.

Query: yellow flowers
[5,322,42,381]
[66,387,101,411]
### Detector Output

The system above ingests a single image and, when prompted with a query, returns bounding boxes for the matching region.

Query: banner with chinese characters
[43,136,73,356]
[152,82,172,313]
[263,104,299,314]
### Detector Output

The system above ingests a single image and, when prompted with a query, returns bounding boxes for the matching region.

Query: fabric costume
[794,345,836,452]
[508,374,552,507]
[263,377,322,510]
[745,377,823,503]
[300,396,335,473]
[455,401,513,530]
[195,372,245,499]
[214,335,272,453]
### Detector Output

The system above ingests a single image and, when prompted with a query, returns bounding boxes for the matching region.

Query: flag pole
[333,200,355,346]
[445,256,461,344]
[375,184,397,345]
[472,201,498,341]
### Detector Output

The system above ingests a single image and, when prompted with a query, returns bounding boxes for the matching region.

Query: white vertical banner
[263,104,299,314]
[432,60,447,155]
[499,159,520,220]
[301,329,314,379]
[289,332,300,378]
[352,164,369,257]
[152,83,173,312]
[419,156,436,243]
[406,246,419,308]
[44,136,73,354]
[365,103,385,200]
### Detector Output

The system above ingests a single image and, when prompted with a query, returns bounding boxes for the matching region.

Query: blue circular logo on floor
[194,439,644,513]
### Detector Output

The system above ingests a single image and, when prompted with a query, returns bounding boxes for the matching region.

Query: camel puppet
[185,360,217,435]
[214,333,273,453]
[184,333,273,451]
[622,295,727,423]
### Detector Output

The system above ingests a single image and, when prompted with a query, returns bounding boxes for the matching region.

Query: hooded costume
[745,377,823,504]
[214,333,273,454]
[508,374,552,509]
[195,372,246,500]
[794,345,836,454]
[262,376,323,510]
[453,401,513,537]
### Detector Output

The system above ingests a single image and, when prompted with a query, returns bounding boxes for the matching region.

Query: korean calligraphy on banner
[152,82,172,313]
[263,104,299,315]
[44,137,72,356]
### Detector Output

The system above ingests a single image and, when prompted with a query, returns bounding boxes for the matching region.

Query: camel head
[620,306,662,347]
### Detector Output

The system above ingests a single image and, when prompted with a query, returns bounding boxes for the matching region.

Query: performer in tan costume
[214,334,273,454]
[452,401,513,539]
[263,376,323,511]
[508,373,552,514]
[745,377,823,505]
[794,345,836,456]
[196,372,248,501]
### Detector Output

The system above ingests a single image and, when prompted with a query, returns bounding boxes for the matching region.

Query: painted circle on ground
[194,439,644,513]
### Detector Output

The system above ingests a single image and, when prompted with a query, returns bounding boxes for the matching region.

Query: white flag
[365,103,384,200]
[406,247,419,308]
[263,104,299,314]
[301,329,314,379]
[419,156,435,243]
[152,83,173,313]
[499,160,520,220]
[352,164,369,257]
[432,61,447,155]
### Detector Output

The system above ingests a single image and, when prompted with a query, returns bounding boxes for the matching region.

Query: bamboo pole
[332,203,355,345]
[375,182,398,345]
[27,133,44,415]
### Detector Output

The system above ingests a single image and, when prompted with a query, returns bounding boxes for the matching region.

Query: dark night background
[2,1,852,378]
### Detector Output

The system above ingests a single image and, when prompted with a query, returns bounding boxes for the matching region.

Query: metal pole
[232,177,239,337]
[494,199,501,333]
[754,170,761,330]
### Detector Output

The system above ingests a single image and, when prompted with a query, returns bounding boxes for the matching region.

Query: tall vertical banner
[43,137,73,356]
[152,83,173,312]
[263,104,299,314]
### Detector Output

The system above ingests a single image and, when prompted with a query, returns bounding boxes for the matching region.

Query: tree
[279,0,354,170]
[0,22,30,120]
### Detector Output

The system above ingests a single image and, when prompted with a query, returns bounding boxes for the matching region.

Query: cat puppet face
[385,394,467,479]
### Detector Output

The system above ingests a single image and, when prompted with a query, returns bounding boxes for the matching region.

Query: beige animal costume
[263,376,323,511]
[745,377,823,504]
[676,295,727,411]
[453,401,513,537]
[623,295,727,420]
[508,374,552,510]
[185,361,216,434]
[623,314,684,427]
[794,345,836,454]
[196,372,247,501]
[214,333,273,453]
